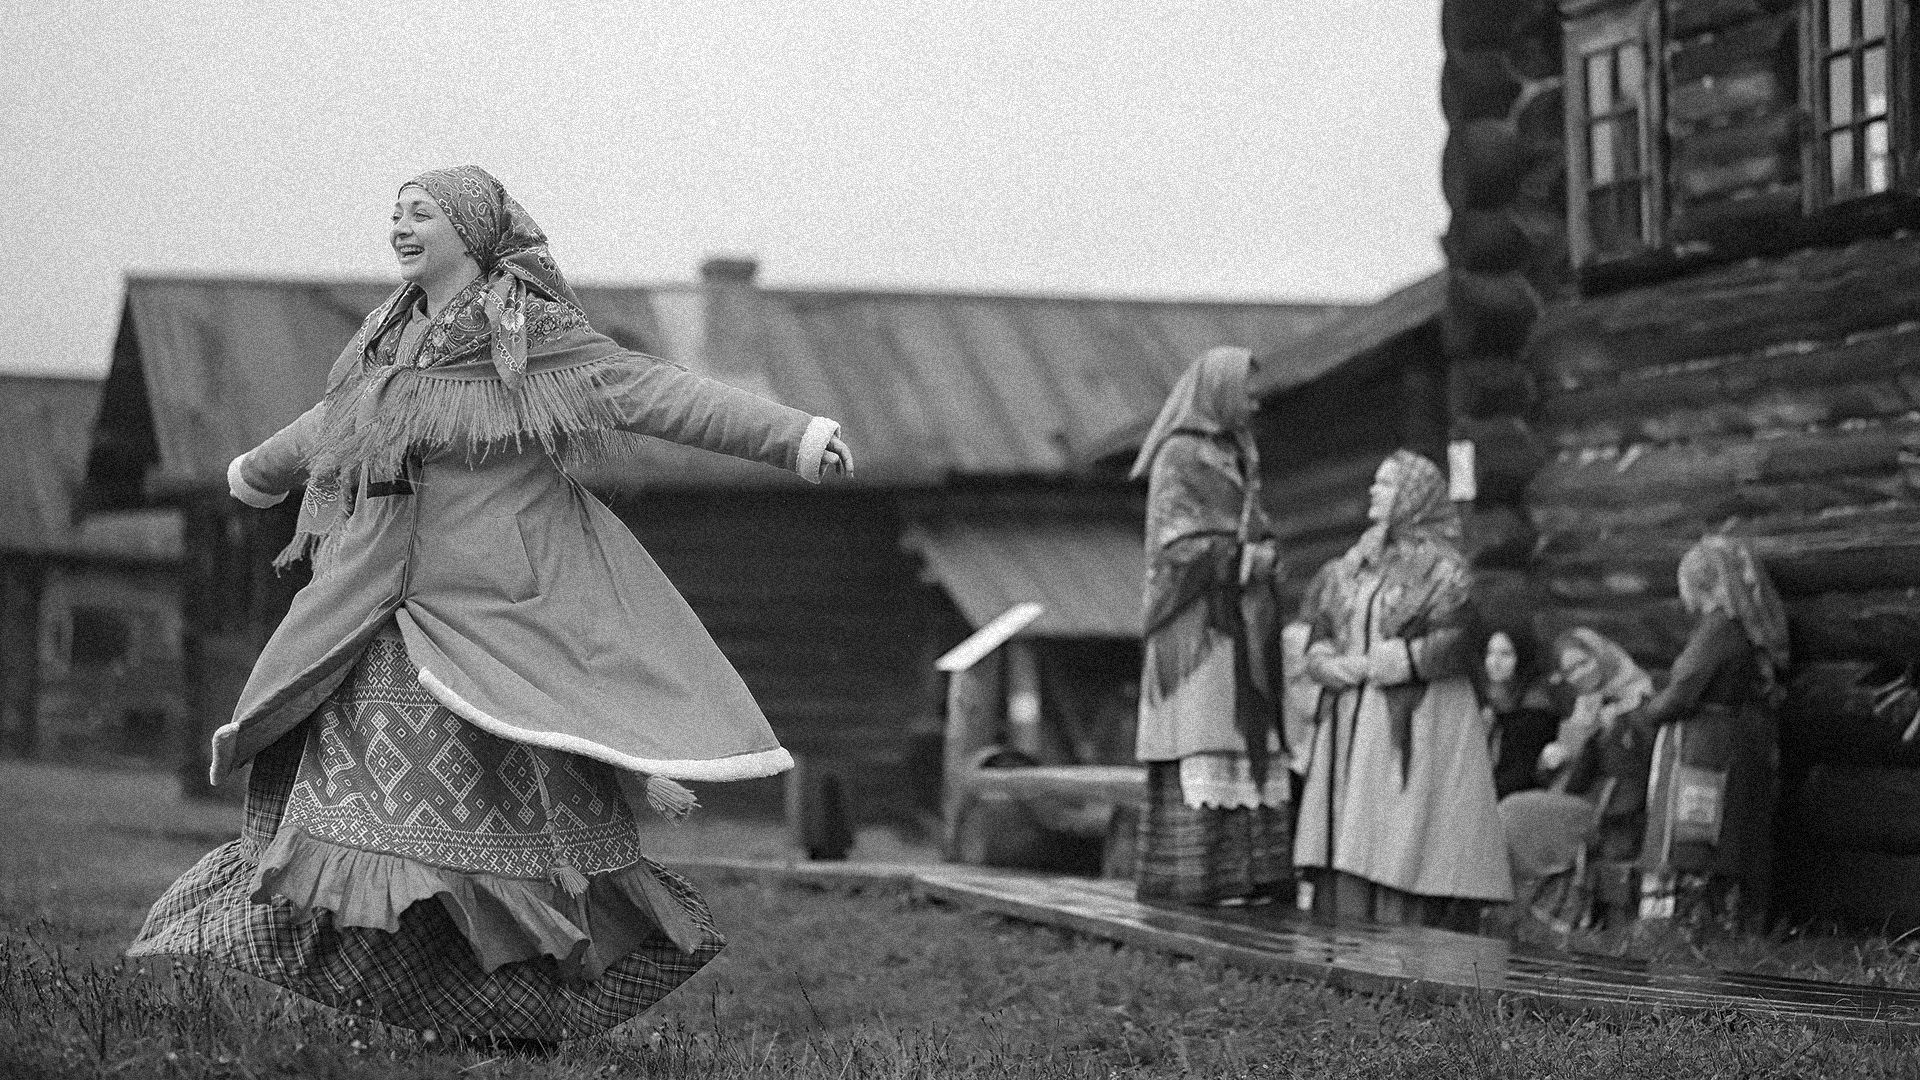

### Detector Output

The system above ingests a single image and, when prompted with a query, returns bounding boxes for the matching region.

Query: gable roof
[97,273,1346,493]
[1247,270,1447,398]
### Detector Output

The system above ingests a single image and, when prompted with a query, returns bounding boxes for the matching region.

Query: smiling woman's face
[1560,645,1603,694]
[390,187,470,285]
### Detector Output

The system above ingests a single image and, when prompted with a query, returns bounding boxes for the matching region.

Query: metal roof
[104,274,1345,491]
[901,518,1142,639]
[0,376,101,553]
[1247,270,1447,398]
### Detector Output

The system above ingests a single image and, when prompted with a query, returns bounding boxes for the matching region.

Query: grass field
[6,760,1920,1078]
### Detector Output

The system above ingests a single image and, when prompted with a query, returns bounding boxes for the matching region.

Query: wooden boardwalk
[674,857,1920,1032]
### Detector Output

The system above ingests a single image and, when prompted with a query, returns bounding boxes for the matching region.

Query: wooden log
[1441,48,1522,123]
[1772,836,1920,934]
[1666,12,1791,86]
[1444,209,1534,274]
[1441,0,1524,53]
[1512,82,1564,156]
[1534,323,1920,440]
[1448,271,1540,359]
[1442,119,1528,212]
[1667,69,1780,127]
[1527,235,1920,383]
[1535,507,1920,598]
[941,650,1003,842]
[1528,427,1904,506]
[1666,0,1778,40]
[1780,661,1920,769]
[1786,589,1920,661]
[1671,111,1798,201]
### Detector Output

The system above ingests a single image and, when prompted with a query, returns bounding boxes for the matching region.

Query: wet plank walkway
[674,857,1920,1032]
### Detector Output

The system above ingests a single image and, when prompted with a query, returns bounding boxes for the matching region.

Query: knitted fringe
[306,358,643,486]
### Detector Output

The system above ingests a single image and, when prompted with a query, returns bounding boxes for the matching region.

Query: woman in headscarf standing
[1635,535,1790,928]
[1293,451,1511,927]
[1130,347,1290,907]
[128,167,851,1048]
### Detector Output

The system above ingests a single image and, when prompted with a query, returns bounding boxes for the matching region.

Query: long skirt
[128,633,723,1042]
[1135,761,1291,905]
[1639,705,1777,925]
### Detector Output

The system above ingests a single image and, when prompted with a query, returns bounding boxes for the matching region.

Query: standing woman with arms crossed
[1292,451,1511,928]
[129,167,852,1049]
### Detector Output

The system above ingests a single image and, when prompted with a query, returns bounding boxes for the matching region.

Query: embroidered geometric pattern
[283,636,642,879]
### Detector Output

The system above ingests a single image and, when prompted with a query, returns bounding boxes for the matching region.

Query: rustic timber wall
[1439,0,1574,632]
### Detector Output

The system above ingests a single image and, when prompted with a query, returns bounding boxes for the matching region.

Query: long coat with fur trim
[214,349,839,788]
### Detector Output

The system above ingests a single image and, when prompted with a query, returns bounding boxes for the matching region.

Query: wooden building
[84,265,1342,820]
[1416,0,1920,929]
[0,375,185,769]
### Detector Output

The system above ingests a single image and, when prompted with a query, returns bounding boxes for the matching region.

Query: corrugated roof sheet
[0,376,101,552]
[107,274,1344,491]
[902,519,1142,639]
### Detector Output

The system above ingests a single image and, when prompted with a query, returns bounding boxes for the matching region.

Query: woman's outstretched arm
[599,356,848,482]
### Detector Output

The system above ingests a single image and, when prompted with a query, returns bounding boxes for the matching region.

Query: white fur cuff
[227,454,287,508]
[796,416,841,483]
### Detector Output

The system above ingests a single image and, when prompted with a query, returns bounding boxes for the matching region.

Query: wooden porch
[673,855,1920,1033]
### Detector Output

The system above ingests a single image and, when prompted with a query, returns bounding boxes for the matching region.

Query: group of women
[125,166,1785,1051]
[1130,348,1790,938]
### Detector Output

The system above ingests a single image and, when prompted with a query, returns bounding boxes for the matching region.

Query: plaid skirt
[1135,760,1292,905]
[128,637,723,1041]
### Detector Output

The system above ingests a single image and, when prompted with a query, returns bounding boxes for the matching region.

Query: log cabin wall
[1440,0,1576,629]
[1533,0,1920,927]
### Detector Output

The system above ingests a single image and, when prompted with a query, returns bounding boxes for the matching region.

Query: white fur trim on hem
[796,416,840,483]
[227,454,287,508]
[416,668,795,782]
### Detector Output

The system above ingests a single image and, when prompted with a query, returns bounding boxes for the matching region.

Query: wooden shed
[0,375,185,769]
[84,264,1344,822]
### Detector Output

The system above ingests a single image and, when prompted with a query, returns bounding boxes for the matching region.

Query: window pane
[1589,121,1617,183]
[1830,53,1856,125]
[1864,44,1888,117]
[1828,0,1854,46]
[1586,52,1613,116]
[1588,183,1645,254]
[1867,119,1891,192]
[1830,128,1857,195]
[1863,0,1886,40]
[1617,43,1644,105]
[1614,110,1642,177]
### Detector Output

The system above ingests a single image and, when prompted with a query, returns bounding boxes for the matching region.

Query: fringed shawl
[281,166,646,571]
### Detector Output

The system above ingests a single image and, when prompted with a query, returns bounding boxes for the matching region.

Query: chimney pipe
[700,255,760,285]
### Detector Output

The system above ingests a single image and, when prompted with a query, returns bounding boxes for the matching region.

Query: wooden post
[1005,640,1044,761]
[941,648,1003,856]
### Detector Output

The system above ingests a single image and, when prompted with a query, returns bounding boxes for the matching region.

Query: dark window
[1817,0,1896,200]
[68,607,133,667]
[1582,40,1652,256]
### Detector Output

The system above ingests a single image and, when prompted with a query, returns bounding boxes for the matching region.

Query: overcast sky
[3,1,1445,379]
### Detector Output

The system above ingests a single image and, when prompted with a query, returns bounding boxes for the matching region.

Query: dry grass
[6,759,1920,1078]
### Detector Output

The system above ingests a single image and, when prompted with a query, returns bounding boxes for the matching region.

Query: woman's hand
[1307,652,1369,689]
[1539,742,1570,771]
[1239,539,1280,583]
[821,433,854,478]
[1365,639,1413,685]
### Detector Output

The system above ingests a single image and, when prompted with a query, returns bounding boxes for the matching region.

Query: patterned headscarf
[1129,347,1254,481]
[1678,535,1791,684]
[1552,627,1653,707]
[365,166,586,390]
[1341,450,1462,569]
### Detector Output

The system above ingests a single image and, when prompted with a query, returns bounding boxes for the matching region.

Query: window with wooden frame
[1812,0,1902,203]
[1565,2,1662,265]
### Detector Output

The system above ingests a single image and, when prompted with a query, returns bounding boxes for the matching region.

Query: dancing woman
[129,167,851,1046]
[1292,451,1511,928]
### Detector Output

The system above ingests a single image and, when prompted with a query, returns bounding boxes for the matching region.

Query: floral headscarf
[1129,347,1254,481]
[1552,627,1653,707]
[364,165,586,389]
[1342,449,1463,570]
[1678,535,1791,685]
